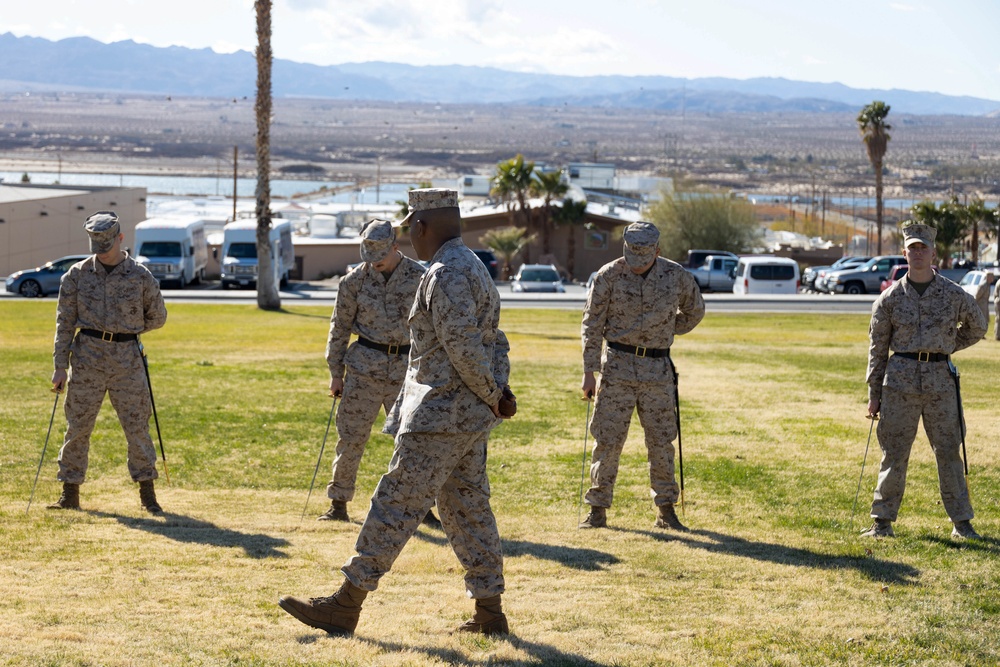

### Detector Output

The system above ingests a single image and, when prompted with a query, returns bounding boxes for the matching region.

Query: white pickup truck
[690,255,739,292]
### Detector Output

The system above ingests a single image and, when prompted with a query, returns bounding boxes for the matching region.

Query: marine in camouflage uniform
[317,219,435,525]
[863,222,987,539]
[48,211,168,513]
[995,274,1000,340]
[579,222,705,530]
[280,188,513,637]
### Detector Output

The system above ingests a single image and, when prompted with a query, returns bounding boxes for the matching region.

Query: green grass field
[1,301,998,666]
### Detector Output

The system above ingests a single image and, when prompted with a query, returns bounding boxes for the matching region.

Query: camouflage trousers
[56,338,158,485]
[585,376,678,509]
[871,386,973,522]
[326,371,402,502]
[342,430,504,599]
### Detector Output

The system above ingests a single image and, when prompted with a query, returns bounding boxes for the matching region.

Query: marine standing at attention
[279,188,516,637]
[579,221,705,530]
[47,211,168,513]
[318,219,439,528]
[862,221,987,539]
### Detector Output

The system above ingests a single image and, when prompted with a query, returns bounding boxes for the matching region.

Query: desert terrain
[2,92,999,199]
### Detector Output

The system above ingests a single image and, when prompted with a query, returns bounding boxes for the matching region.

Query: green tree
[645,191,760,261]
[553,197,588,281]
[529,170,568,255]
[479,226,535,280]
[909,198,969,268]
[254,0,280,310]
[20,172,30,183]
[491,154,536,260]
[857,101,892,255]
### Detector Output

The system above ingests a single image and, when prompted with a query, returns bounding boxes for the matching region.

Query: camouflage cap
[359,219,396,262]
[622,221,660,268]
[902,221,936,248]
[401,188,459,225]
[83,211,121,254]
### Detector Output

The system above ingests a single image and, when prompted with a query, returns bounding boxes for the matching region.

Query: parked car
[586,271,598,291]
[732,256,800,295]
[5,254,89,298]
[822,255,906,295]
[472,249,499,280]
[880,264,908,292]
[802,256,870,292]
[510,264,564,292]
[685,249,737,269]
[959,269,994,305]
[690,255,739,292]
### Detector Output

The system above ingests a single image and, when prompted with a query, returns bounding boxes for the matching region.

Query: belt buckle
[918,351,930,362]
[387,344,399,355]
[636,345,647,357]
[101,330,114,342]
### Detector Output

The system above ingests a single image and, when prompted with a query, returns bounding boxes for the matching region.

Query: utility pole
[232,145,238,222]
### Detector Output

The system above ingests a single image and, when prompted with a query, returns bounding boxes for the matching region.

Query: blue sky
[4,0,999,100]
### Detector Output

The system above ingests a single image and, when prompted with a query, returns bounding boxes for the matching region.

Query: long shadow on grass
[921,534,1000,553]
[412,530,620,571]
[89,510,290,558]
[345,637,606,666]
[630,528,920,584]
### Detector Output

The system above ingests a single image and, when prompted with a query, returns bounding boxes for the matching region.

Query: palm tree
[529,170,568,255]
[491,155,535,260]
[553,197,588,280]
[857,101,891,255]
[254,0,280,310]
[964,197,990,265]
[479,226,535,280]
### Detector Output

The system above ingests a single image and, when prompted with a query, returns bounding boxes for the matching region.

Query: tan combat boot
[654,503,689,532]
[860,518,894,538]
[457,595,509,636]
[139,480,162,513]
[317,500,349,522]
[578,506,607,529]
[47,482,80,510]
[278,579,368,635]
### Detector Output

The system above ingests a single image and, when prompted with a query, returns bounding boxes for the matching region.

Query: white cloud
[889,3,916,11]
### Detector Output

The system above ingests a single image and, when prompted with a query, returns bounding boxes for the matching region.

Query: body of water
[0,171,419,204]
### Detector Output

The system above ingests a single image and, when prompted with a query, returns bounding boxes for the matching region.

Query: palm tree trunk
[255,0,280,310]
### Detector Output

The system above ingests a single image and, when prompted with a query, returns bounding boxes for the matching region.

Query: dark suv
[472,249,499,280]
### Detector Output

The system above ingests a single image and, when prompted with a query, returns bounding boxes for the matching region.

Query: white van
[134,217,209,288]
[220,219,294,290]
[732,256,800,295]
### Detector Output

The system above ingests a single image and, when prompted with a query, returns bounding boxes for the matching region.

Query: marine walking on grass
[318,218,440,528]
[47,211,168,513]
[862,221,987,540]
[578,221,705,531]
[280,188,517,637]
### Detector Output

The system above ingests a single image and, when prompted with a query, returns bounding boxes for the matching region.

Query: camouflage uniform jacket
[582,257,705,382]
[394,238,506,435]
[54,254,167,369]
[867,273,987,402]
[325,257,425,381]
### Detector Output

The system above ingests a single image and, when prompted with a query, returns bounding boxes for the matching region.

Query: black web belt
[79,328,138,343]
[357,336,410,355]
[894,351,949,362]
[607,340,671,358]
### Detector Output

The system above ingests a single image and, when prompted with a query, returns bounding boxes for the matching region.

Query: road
[24,281,872,313]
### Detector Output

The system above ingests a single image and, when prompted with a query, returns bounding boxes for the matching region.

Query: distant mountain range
[2,32,998,116]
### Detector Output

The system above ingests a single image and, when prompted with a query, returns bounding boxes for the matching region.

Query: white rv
[134,217,209,288]
[220,220,294,290]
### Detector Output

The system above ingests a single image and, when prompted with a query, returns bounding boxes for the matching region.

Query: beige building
[0,183,147,276]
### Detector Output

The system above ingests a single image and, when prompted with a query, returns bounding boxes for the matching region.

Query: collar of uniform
[429,237,465,265]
